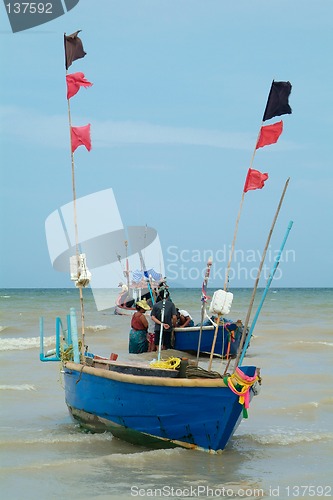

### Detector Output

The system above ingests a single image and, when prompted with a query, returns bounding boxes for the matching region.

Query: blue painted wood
[63,364,257,452]
[174,323,244,357]
[70,307,80,363]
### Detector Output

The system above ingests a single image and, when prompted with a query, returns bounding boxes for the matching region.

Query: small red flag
[243,168,268,193]
[66,72,93,99]
[71,124,91,153]
[256,121,283,149]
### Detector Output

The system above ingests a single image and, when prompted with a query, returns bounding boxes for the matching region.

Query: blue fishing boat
[40,215,293,453]
[40,307,260,453]
[173,321,246,358]
[40,34,294,455]
[64,360,258,453]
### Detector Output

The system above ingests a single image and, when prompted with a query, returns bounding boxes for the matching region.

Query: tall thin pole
[124,240,130,291]
[157,287,168,361]
[224,192,245,291]
[223,125,264,291]
[233,177,290,370]
[67,78,86,355]
[238,220,293,366]
[196,257,213,363]
[208,313,221,372]
[139,250,155,305]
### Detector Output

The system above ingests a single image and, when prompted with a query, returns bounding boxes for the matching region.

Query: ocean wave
[264,401,321,416]
[0,445,183,473]
[0,384,37,391]
[0,325,9,333]
[321,396,333,405]
[0,295,10,298]
[85,325,108,332]
[1,431,114,447]
[288,340,333,350]
[246,430,333,446]
[0,336,55,351]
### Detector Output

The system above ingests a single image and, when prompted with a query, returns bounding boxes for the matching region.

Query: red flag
[66,72,93,99]
[243,168,268,193]
[71,124,91,153]
[256,121,283,149]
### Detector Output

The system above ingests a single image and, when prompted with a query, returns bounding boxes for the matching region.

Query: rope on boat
[186,365,222,379]
[150,357,181,370]
[60,341,82,363]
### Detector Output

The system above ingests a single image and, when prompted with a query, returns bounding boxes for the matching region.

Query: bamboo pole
[157,287,168,361]
[224,80,281,291]
[223,124,264,291]
[208,313,221,372]
[238,220,294,366]
[233,177,290,370]
[196,257,213,363]
[66,81,86,355]
[224,192,245,291]
[124,240,130,291]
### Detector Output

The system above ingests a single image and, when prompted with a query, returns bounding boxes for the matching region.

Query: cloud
[0,106,68,147]
[93,119,253,150]
[0,105,295,151]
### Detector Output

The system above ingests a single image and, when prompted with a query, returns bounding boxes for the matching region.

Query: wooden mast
[233,178,290,370]
[64,31,90,356]
[66,97,86,354]
[196,257,213,364]
[223,124,263,291]
[124,240,130,291]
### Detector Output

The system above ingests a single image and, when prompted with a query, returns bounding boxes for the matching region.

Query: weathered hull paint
[173,324,244,357]
[63,362,256,453]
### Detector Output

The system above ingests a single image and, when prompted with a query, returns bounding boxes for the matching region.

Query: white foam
[1,431,114,447]
[85,325,108,332]
[0,384,37,391]
[249,430,333,446]
[0,336,55,351]
[290,340,333,347]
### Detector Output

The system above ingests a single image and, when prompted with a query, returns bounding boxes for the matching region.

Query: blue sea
[0,288,332,499]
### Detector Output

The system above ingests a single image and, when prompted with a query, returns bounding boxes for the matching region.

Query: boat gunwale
[174,325,218,332]
[64,361,229,387]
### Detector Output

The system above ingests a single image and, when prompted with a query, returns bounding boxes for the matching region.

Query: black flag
[263,81,292,122]
[64,30,86,70]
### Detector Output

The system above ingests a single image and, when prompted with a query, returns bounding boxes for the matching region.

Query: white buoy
[70,253,92,287]
[209,289,233,315]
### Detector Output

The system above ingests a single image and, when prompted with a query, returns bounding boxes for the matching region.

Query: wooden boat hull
[63,361,256,453]
[173,324,245,357]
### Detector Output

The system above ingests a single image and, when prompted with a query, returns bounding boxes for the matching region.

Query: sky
[1,0,332,290]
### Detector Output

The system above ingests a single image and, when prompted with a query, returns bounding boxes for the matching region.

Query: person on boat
[151,290,177,350]
[176,309,194,328]
[129,299,151,354]
[118,282,129,305]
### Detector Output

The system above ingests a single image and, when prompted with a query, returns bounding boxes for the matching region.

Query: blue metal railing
[40,309,78,362]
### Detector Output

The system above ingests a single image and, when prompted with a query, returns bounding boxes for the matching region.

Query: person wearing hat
[129,299,151,353]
